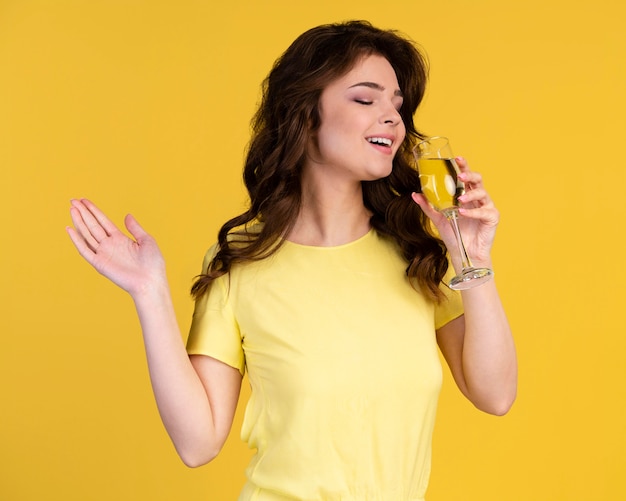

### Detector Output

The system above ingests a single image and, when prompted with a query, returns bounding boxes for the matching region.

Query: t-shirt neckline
[282,228,375,250]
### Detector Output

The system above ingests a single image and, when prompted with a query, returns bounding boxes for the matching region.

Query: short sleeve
[186,247,245,375]
[434,265,464,330]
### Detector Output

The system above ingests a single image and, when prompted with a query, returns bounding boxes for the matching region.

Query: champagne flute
[413,136,493,290]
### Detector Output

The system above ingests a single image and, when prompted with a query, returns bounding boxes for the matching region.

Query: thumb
[411,192,426,206]
[124,213,150,242]
[412,192,436,217]
[411,192,448,233]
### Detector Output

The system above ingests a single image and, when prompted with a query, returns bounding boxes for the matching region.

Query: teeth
[367,137,392,146]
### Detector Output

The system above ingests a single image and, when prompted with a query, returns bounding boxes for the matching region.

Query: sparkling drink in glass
[413,136,493,290]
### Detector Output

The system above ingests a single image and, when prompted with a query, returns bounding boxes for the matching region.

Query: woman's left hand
[411,156,499,270]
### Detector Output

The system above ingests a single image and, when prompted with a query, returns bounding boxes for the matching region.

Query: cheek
[398,122,407,142]
[396,125,407,152]
[317,116,352,153]
[309,126,342,163]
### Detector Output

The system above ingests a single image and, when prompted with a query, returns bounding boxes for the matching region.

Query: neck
[287,167,372,247]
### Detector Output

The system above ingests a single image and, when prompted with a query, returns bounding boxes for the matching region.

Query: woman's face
[306,54,406,183]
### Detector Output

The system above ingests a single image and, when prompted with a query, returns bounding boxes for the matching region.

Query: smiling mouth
[367,137,393,147]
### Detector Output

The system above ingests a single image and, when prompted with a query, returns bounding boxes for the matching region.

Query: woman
[67,20,516,501]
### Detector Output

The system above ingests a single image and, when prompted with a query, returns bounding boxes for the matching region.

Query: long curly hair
[191,20,449,301]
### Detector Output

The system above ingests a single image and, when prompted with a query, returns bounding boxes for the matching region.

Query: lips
[365,135,396,156]
[366,136,393,147]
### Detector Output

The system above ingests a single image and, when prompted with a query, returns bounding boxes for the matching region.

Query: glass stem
[446,209,472,271]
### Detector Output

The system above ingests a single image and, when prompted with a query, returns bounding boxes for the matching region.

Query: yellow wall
[1,0,624,499]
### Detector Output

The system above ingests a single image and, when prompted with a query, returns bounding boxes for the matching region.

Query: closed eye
[354,99,373,105]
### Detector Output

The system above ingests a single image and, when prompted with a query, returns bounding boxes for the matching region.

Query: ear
[304,106,320,147]
[307,109,319,132]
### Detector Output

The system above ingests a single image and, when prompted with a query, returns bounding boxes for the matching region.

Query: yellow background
[1,0,624,499]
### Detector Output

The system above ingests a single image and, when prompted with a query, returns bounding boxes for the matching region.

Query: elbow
[464,370,518,416]
[180,454,214,469]
[178,444,222,469]
[474,391,517,416]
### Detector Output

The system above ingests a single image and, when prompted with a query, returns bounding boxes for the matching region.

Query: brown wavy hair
[191,20,448,300]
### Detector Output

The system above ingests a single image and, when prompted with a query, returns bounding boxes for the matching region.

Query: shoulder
[200,223,266,271]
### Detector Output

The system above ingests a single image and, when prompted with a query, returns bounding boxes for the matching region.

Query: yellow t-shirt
[187,229,463,501]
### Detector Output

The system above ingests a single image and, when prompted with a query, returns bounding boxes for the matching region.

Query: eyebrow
[348,81,403,97]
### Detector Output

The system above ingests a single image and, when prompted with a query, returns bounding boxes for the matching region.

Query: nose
[380,103,402,126]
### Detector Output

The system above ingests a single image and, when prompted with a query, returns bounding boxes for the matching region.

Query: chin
[364,166,393,181]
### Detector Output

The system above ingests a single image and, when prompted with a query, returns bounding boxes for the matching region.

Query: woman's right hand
[66,199,166,296]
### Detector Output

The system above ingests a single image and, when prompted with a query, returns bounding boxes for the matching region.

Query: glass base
[448,267,494,290]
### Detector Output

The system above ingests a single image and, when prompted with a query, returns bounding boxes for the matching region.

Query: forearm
[131,280,222,466]
[67,200,236,464]
[459,275,517,415]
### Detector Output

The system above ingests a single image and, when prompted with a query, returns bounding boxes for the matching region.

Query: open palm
[66,199,166,296]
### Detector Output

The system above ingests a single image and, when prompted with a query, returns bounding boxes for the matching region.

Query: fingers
[77,199,118,236]
[455,158,493,206]
[458,185,498,224]
[458,186,492,208]
[458,205,500,226]
[452,157,500,225]
[68,199,119,252]
[66,224,97,265]
[69,202,101,252]
[456,157,483,188]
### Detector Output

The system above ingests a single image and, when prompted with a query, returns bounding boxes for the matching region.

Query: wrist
[130,274,171,303]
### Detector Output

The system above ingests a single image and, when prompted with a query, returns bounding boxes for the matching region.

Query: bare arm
[67,199,242,466]
[436,284,516,415]
[413,158,517,415]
